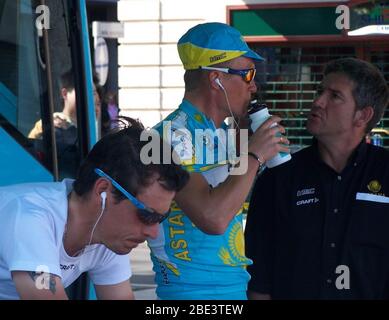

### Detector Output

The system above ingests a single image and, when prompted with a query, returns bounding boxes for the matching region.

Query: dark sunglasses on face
[200,66,256,83]
[94,168,170,225]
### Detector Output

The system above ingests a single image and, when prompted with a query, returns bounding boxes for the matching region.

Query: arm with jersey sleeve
[173,116,288,234]
[245,168,276,299]
[13,258,134,300]
[12,271,68,299]
[3,197,69,299]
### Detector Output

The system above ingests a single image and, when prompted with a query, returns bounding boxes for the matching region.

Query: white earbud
[100,191,107,210]
[215,78,225,90]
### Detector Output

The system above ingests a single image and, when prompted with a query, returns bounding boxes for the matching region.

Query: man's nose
[313,92,326,108]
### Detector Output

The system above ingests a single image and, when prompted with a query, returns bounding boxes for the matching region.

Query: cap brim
[243,49,265,62]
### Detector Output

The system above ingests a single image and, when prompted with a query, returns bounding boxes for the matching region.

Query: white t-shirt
[0,179,131,300]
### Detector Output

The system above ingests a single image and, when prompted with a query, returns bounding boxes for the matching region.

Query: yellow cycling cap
[177,22,264,70]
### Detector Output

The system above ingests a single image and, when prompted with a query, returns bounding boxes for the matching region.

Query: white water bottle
[248,100,291,168]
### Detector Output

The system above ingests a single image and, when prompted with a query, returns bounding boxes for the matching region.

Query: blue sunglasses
[94,168,170,225]
[200,66,256,83]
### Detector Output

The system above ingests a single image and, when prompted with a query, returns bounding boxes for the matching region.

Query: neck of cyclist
[64,191,102,257]
[184,84,238,129]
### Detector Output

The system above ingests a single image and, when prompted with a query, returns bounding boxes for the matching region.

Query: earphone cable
[220,84,240,130]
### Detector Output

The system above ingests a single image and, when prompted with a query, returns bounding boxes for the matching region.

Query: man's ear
[208,71,221,90]
[60,88,68,100]
[94,177,110,201]
[354,106,374,129]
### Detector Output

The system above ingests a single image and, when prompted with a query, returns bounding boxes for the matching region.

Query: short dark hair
[59,69,75,91]
[60,70,101,92]
[324,58,389,133]
[183,69,205,92]
[73,117,189,201]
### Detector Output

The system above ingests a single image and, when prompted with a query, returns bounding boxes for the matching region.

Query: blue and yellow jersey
[148,99,252,299]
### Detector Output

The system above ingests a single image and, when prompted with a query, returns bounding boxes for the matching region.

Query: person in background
[0,118,189,300]
[28,70,101,139]
[101,91,120,136]
[28,70,102,179]
[148,22,289,300]
[245,57,389,300]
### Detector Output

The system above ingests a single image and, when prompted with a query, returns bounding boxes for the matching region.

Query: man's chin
[306,121,316,136]
[111,245,138,255]
[114,248,133,255]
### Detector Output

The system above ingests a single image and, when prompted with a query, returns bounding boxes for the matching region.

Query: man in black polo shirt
[245,57,389,299]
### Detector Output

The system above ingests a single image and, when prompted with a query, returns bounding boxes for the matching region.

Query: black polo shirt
[245,140,389,299]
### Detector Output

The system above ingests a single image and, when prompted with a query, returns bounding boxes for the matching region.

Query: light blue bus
[0,0,98,299]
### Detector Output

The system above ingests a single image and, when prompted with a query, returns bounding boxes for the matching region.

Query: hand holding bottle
[248,100,291,168]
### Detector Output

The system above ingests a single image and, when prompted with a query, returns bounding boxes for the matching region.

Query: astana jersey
[148,99,252,300]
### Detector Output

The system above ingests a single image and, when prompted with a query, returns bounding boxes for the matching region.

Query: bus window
[0,0,95,182]
[0,0,53,175]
